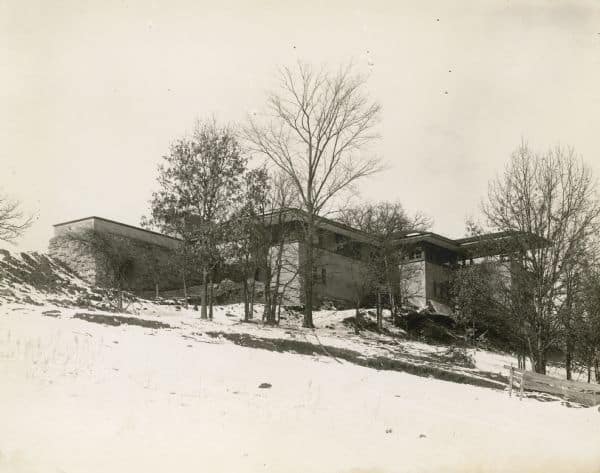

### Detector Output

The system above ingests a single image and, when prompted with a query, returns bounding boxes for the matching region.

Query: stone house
[48,211,546,312]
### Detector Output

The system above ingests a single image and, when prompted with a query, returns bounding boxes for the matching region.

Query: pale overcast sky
[2,0,600,251]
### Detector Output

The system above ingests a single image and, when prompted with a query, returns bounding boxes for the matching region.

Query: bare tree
[574,258,600,383]
[0,194,33,243]
[228,167,271,322]
[246,62,382,327]
[482,142,600,374]
[264,174,301,323]
[339,201,432,323]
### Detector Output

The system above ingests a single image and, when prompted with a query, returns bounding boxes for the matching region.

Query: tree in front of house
[451,258,517,351]
[481,142,600,374]
[263,173,301,324]
[246,62,382,328]
[228,166,271,322]
[229,169,301,325]
[147,119,247,318]
[339,201,431,329]
[572,260,600,383]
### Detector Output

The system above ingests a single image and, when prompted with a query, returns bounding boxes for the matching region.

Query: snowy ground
[1,250,599,472]
[1,302,600,473]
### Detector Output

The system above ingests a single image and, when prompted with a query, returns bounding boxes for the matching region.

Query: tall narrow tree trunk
[564,291,574,380]
[270,237,285,322]
[201,267,208,319]
[376,291,382,331]
[383,256,397,316]
[182,274,188,310]
[249,275,256,319]
[277,294,282,323]
[532,333,547,374]
[243,277,250,322]
[594,356,599,384]
[155,282,159,300]
[118,288,123,312]
[565,335,573,380]
[264,263,273,324]
[208,272,214,320]
[303,218,315,328]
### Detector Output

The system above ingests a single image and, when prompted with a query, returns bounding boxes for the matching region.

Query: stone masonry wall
[48,235,100,286]
[49,218,183,294]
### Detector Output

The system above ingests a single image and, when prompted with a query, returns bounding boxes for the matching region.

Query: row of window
[402,250,423,261]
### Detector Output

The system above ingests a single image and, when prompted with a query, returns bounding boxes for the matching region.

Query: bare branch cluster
[246,61,382,214]
[0,194,33,243]
[479,141,600,373]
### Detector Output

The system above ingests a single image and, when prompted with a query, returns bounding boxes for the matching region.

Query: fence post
[519,372,525,400]
[509,366,514,397]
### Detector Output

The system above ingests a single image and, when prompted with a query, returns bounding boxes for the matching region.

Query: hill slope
[1,250,599,472]
[0,249,93,306]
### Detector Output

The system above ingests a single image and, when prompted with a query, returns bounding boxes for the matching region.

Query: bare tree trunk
[383,256,396,316]
[277,294,282,323]
[182,274,188,310]
[588,364,592,383]
[595,355,599,383]
[270,235,285,322]
[303,219,315,328]
[243,277,250,322]
[565,335,574,380]
[155,282,159,300]
[264,261,274,324]
[209,272,214,320]
[530,332,547,374]
[201,267,208,319]
[249,275,256,320]
[376,291,382,331]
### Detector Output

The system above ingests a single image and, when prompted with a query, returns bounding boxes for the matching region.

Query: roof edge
[53,216,182,242]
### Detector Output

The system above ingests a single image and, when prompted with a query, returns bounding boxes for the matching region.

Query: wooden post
[519,372,525,400]
[509,366,514,397]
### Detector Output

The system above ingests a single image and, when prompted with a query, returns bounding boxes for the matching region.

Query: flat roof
[53,216,182,242]
[54,213,551,254]
[261,208,377,244]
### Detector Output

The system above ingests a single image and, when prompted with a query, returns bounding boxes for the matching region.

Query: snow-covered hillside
[0,250,93,306]
[1,250,599,472]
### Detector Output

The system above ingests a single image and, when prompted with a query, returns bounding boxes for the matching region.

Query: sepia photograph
[1,1,600,472]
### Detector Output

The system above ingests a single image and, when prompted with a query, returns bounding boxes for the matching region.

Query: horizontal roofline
[455,231,552,247]
[53,213,551,251]
[261,208,376,243]
[53,216,182,242]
